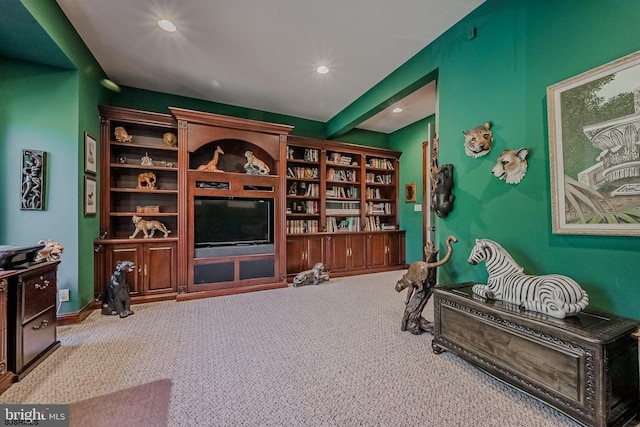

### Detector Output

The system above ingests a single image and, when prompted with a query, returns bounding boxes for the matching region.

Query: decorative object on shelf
[129,215,171,239]
[136,171,157,190]
[163,132,177,147]
[548,50,640,236]
[428,134,455,218]
[140,152,153,166]
[405,182,416,202]
[287,147,294,159]
[136,206,160,213]
[84,176,97,216]
[21,149,47,210]
[244,150,270,175]
[117,156,127,164]
[288,182,298,195]
[196,145,225,172]
[491,148,529,184]
[114,126,132,143]
[84,132,97,174]
[101,260,135,318]
[292,262,330,287]
[463,122,494,158]
[34,239,64,263]
[468,239,589,319]
[395,236,457,334]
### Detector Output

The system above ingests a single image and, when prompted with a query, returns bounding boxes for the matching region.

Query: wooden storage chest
[432,283,639,427]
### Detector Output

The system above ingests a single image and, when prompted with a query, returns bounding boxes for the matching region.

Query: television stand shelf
[432,283,639,427]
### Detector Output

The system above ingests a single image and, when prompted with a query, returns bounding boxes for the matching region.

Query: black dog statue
[102,260,135,318]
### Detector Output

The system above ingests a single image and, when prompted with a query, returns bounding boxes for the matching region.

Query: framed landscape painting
[547,50,640,236]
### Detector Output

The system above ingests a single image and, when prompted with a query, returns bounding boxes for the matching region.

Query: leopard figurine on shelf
[129,215,171,238]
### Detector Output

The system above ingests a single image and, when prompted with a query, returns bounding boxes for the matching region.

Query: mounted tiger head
[463,122,494,158]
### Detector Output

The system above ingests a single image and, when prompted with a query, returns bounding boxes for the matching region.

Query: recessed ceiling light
[392,107,403,113]
[158,19,177,33]
[316,65,330,75]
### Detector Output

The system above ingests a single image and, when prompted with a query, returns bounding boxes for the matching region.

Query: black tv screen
[194,197,273,246]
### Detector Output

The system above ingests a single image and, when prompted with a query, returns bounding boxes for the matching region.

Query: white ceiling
[56,0,483,133]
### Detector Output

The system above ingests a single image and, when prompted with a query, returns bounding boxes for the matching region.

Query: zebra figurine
[468,239,589,319]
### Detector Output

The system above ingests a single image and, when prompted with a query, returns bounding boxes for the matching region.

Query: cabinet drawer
[21,307,56,369]
[21,269,56,323]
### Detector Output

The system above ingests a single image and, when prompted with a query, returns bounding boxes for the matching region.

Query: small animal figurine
[244,151,270,175]
[34,239,64,262]
[395,237,457,304]
[136,171,157,190]
[114,126,133,143]
[492,148,529,184]
[140,152,153,166]
[463,122,494,158]
[163,132,177,147]
[102,260,135,318]
[197,146,225,172]
[292,263,330,287]
[129,215,171,238]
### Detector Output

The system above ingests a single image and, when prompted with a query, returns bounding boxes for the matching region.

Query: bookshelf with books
[285,136,405,278]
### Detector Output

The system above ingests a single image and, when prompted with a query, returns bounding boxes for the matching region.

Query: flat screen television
[194,197,273,247]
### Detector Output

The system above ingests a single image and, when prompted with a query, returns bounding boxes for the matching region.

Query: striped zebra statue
[468,239,589,319]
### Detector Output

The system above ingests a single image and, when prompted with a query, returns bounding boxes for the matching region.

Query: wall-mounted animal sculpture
[463,122,494,158]
[429,134,455,218]
[468,239,589,319]
[491,148,529,184]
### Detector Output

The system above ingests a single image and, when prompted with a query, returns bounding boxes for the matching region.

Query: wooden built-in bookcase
[94,107,405,303]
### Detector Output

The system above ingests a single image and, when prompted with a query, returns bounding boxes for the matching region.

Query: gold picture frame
[405,182,417,202]
[547,49,640,236]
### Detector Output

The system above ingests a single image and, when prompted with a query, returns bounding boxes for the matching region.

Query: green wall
[1,0,107,315]
[385,0,640,318]
[0,58,80,307]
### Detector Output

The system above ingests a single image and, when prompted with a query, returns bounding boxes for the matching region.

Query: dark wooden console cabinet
[432,283,639,427]
[6,262,61,381]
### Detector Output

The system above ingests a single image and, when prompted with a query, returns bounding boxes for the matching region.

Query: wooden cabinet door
[105,244,143,296]
[348,234,367,270]
[367,233,387,269]
[387,232,403,266]
[144,242,176,294]
[306,235,326,268]
[326,235,349,273]
[286,236,306,274]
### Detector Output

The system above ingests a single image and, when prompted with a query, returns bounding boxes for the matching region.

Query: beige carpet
[69,379,171,427]
[0,271,626,426]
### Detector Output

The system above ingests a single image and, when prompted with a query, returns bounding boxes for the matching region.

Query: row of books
[287,219,319,234]
[288,182,320,197]
[327,152,354,166]
[365,173,392,184]
[288,200,319,214]
[327,168,357,182]
[326,200,360,215]
[368,158,394,170]
[365,187,386,199]
[326,216,360,232]
[363,216,397,231]
[287,166,318,179]
[326,185,358,199]
[287,146,319,162]
[367,202,392,215]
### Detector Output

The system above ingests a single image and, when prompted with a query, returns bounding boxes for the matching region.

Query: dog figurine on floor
[102,260,135,318]
[292,262,330,287]
[491,148,529,184]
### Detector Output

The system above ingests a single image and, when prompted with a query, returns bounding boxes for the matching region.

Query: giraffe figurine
[197,146,225,172]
